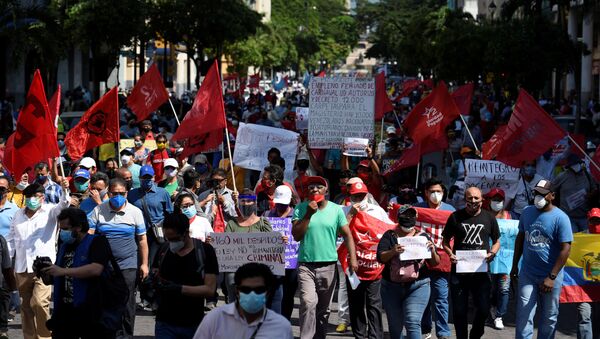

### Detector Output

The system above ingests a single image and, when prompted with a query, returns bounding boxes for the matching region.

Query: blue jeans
[420,271,451,337]
[450,272,491,339]
[515,270,563,339]
[155,321,196,339]
[577,302,600,339]
[381,278,430,339]
[269,283,283,314]
[491,273,510,318]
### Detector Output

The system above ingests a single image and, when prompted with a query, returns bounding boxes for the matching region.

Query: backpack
[389,232,428,283]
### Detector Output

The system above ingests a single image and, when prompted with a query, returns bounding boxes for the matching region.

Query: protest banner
[233,123,299,180]
[343,137,369,157]
[308,77,375,148]
[560,233,600,303]
[267,217,299,269]
[489,219,519,274]
[464,159,520,199]
[296,107,309,130]
[209,232,285,276]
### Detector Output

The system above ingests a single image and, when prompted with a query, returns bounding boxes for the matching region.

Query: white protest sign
[308,77,375,149]
[398,236,432,261]
[464,159,520,199]
[296,107,309,130]
[343,138,369,157]
[209,232,286,276]
[456,250,488,273]
[233,123,299,180]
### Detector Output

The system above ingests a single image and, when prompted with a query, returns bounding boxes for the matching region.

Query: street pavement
[5,287,579,338]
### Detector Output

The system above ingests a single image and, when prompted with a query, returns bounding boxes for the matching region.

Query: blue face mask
[36,175,48,184]
[74,181,89,193]
[141,179,153,190]
[195,164,208,174]
[182,206,197,219]
[59,230,76,244]
[58,140,65,148]
[238,291,266,314]
[109,195,126,209]
[26,197,41,211]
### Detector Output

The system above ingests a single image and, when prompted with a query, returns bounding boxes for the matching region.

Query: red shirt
[148,148,174,180]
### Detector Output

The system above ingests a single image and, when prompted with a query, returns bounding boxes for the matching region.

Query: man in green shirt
[292,176,358,339]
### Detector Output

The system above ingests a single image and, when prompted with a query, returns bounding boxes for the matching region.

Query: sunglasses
[110,192,127,196]
[238,286,268,294]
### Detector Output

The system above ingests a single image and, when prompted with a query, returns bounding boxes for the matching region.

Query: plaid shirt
[44,179,63,204]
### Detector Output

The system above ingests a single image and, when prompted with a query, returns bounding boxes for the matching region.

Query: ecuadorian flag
[560,233,600,303]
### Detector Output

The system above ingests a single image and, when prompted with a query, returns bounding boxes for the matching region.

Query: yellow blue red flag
[560,233,600,303]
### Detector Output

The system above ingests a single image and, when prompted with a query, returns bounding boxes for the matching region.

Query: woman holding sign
[376,205,440,339]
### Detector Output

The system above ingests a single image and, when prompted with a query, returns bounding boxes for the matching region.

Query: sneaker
[204,301,217,312]
[7,310,15,322]
[494,317,505,330]
[335,323,348,333]
[0,332,8,339]
[423,333,432,339]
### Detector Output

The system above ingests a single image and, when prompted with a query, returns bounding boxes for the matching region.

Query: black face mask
[397,215,416,229]
[106,169,116,179]
[125,180,133,191]
[239,203,257,218]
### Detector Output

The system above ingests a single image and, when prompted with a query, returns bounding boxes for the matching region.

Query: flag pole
[415,160,420,189]
[567,135,600,172]
[459,115,480,153]
[224,127,237,193]
[380,117,384,143]
[168,98,181,126]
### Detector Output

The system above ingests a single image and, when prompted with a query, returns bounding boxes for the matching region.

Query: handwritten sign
[296,107,309,130]
[308,77,375,149]
[456,250,488,273]
[464,159,520,199]
[343,138,369,157]
[267,217,299,269]
[233,123,299,180]
[398,236,432,261]
[209,232,285,276]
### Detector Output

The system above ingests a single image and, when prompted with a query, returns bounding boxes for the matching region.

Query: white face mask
[570,163,582,173]
[400,226,415,233]
[165,168,178,178]
[121,155,131,165]
[429,192,443,204]
[16,181,28,191]
[534,195,547,209]
[490,200,504,212]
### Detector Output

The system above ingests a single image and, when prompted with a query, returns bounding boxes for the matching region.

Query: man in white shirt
[193,263,292,339]
[7,180,70,339]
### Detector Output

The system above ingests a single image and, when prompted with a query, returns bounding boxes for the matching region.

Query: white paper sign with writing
[456,250,488,273]
[308,77,375,149]
[464,159,520,199]
[209,232,286,276]
[296,107,309,130]
[233,123,299,180]
[343,138,369,157]
[398,236,432,261]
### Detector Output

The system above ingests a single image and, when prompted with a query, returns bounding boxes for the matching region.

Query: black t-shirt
[442,208,500,252]
[155,241,219,327]
[376,229,431,281]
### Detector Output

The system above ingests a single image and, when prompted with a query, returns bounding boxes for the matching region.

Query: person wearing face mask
[104,158,119,180]
[43,208,116,338]
[191,154,211,191]
[89,178,149,338]
[152,212,218,338]
[510,179,572,339]
[34,161,63,204]
[57,132,68,158]
[79,172,110,217]
[148,134,176,181]
[197,169,238,224]
[512,160,545,218]
[442,187,500,339]
[255,165,299,215]
[552,153,598,233]
[174,193,212,242]
[414,179,455,339]
[133,134,150,165]
[6,179,70,339]
[377,205,440,339]
[333,170,354,206]
[7,173,28,208]
[158,158,183,197]
[139,120,155,141]
[70,169,91,208]
[120,148,141,189]
[193,263,293,339]
[342,146,383,205]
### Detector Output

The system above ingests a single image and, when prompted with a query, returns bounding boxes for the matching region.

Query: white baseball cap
[273,185,292,205]
[79,157,96,169]
[164,158,179,169]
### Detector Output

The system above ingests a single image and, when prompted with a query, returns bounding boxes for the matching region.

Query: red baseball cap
[485,188,505,199]
[349,181,369,195]
[306,176,328,188]
[588,208,600,220]
[358,160,370,168]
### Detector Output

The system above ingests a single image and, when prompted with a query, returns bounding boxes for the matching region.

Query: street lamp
[488,0,497,20]
[320,60,327,71]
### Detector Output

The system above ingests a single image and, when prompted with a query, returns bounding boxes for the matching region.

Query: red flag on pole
[248,74,260,89]
[127,64,169,122]
[48,85,61,132]
[172,60,227,141]
[482,125,508,160]
[494,89,566,167]
[402,81,460,145]
[177,130,223,160]
[65,87,120,160]
[4,70,60,177]
[375,72,394,120]
[452,83,474,116]
[383,134,448,176]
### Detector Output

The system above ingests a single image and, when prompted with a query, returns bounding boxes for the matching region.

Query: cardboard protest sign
[343,138,369,157]
[464,159,520,199]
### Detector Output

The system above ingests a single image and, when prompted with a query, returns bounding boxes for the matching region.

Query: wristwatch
[548,272,557,280]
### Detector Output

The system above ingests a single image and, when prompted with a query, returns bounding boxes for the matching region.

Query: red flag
[172,60,227,142]
[177,130,223,160]
[4,70,59,177]
[127,64,169,122]
[591,145,600,182]
[48,85,61,132]
[383,134,448,176]
[494,89,566,167]
[482,125,508,160]
[213,205,226,233]
[375,72,394,120]
[452,83,474,116]
[248,74,260,89]
[402,81,460,145]
[65,87,120,160]
[338,211,396,280]
[396,79,421,100]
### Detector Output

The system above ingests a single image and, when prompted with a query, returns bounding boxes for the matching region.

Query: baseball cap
[533,179,552,195]
[164,158,179,169]
[73,169,90,180]
[358,160,370,168]
[273,185,292,204]
[193,154,208,164]
[588,208,600,220]
[397,204,417,218]
[346,177,364,186]
[120,148,134,156]
[306,176,328,188]
[349,181,369,195]
[79,157,96,169]
[485,188,505,199]
[140,165,155,178]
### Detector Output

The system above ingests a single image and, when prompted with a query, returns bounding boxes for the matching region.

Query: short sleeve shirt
[442,209,500,252]
[293,201,347,263]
